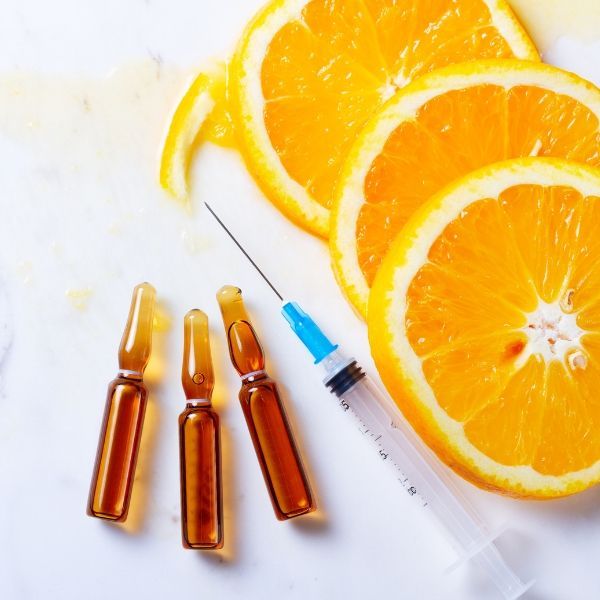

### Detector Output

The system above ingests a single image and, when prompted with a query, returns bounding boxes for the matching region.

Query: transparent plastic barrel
[332,367,533,600]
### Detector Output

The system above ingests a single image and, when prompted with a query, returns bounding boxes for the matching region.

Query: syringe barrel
[326,361,530,599]
[330,369,486,546]
[281,298,531,599]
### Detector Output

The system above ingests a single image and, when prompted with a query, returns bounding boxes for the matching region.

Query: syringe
[204,202,535,599]
[282,302,534,600]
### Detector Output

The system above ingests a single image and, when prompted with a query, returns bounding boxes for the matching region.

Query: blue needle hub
[281,302,338,364]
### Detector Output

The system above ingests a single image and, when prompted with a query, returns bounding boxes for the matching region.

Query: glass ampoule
[217,285,315,520]
[87,282,156,522]
[179,309,223,549]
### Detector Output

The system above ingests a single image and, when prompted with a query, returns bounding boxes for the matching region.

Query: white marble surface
[0,2,599,599]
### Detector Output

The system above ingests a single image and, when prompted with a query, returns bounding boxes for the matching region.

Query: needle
[204,202,284,302]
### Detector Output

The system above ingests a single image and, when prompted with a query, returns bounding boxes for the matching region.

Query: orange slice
[369,158,600,498]
[160,63,233,204]
[331,60,600,316]
[229,0,538,237]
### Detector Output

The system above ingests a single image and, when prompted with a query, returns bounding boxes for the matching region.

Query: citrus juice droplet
[200,64,236,148]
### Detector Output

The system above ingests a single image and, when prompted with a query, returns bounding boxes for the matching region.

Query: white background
[0,2,599,599]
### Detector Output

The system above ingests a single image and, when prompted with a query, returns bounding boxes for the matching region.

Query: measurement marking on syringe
[340,398,428,507]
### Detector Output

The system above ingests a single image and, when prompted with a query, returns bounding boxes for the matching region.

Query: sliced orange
[331,60,600,316]
[160,63,233,204]
[229,0,538,236]
[369,158,600,498]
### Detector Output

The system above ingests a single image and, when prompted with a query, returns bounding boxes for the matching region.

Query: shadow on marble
[518,484,600,523]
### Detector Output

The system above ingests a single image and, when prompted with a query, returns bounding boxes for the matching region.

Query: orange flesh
[201,70,236,148]
[405,185,600,476]
[358,85,600,284]
[261,0,524,210]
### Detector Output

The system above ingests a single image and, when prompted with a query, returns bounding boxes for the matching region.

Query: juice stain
[0,59,225,181]
[507,0,600,55]
[65,287,93,311]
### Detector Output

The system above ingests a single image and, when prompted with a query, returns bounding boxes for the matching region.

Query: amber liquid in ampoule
[217,285,315,521]
[87,282,156,522]
[179,310,223,549]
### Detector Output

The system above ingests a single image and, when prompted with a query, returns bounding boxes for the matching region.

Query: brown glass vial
[179,310,223,549]
[87,282,156,521]
[217,285,315,521]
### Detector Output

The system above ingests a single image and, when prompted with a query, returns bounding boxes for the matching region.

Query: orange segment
[398,2,511,79]
[421,331,527,422]
[332,61,600,316]
[360,0,418,73]
[507,86,600,160]
[369,159,600,497]
[463,355,546,466]
[301,0,388,79]
[579,300,600,331]
[530,360,591,475]
[499,183,586,303]
[425,198,537,313]
[563,195,600,311]
[231,0,538,236]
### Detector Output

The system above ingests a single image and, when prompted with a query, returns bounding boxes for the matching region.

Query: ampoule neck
[217,286,266,376]
[185,398,213,409]
[117,369,144,382]
[117,283,156,375]
[182,309,215,402]
[241,369,269,385]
